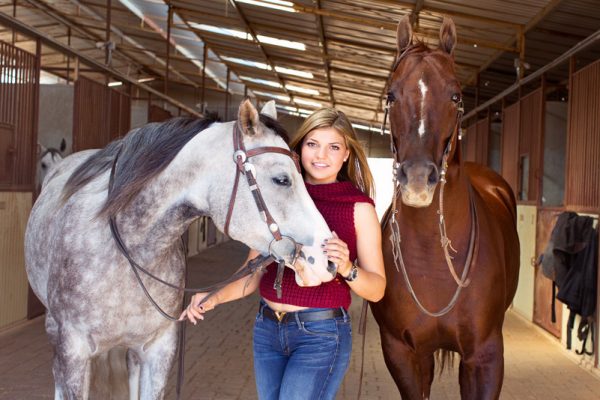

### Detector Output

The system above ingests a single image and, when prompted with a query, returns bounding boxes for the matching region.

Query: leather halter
[223,122,301,242]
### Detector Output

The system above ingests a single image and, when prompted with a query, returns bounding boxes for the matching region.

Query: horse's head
[212,100,335,286]
[388,16,463,207]
[36,138,66,191]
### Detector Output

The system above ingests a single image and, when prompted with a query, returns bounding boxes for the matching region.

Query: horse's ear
[59,138,66,152]
[260,100,277,119]
[396,15,413,53]
[238,99,260,136]
[439,17,457,55]
[37,143,43,156]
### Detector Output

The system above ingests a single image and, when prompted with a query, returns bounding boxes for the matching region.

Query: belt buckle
[274,311,286,322]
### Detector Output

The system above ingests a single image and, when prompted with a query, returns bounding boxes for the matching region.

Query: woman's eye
[331,145,340,151]
[306,142,316,147]
[272,176,291,187]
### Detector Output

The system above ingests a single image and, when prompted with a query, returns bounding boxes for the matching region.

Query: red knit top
[259,181,374,309]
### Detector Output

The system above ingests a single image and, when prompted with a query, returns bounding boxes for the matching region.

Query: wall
[38,84,73,154]
[0,193,31,329]
[513,205,537,321]
[542,101,567,207]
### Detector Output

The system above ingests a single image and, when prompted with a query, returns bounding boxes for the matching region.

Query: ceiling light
[137,77,156,83]
[240,76,282,88]
[190,23,305,50]
[294,98,321,108]
[223,57,313,79]
[253,90,291,102]
[286,85,319,95]
[108,81,123,87]
[236,0,297,13]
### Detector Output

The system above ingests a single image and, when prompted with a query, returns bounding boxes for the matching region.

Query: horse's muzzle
[397,161,439,207]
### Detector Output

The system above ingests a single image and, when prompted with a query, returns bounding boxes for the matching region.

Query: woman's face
[300,127,350,185]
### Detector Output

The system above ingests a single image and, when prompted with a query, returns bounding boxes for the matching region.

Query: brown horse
[371,17,520,399]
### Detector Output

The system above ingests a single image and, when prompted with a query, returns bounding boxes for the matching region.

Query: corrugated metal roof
[1,0,599,126]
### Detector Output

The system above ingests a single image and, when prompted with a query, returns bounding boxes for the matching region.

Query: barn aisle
[1,240,599,399]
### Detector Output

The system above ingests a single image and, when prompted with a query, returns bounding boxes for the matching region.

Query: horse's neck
[113,126,231,264]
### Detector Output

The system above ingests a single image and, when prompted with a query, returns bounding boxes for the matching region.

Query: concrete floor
[1,240,600,399]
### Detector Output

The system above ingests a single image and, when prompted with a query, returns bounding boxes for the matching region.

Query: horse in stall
[25,100,336,399]
[36,138,67,193]
[370,17,520,399]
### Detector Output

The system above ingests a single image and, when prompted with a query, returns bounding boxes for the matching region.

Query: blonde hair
[290,108,375,199]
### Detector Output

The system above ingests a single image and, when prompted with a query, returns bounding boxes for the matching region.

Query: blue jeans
[253,302,352,400]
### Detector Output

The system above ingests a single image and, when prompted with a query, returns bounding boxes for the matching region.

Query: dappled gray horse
[25,100,334,399]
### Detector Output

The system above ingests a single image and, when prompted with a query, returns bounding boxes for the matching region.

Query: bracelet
[343,260,359,282]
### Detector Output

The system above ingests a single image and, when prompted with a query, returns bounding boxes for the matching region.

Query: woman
[181,108,385,400]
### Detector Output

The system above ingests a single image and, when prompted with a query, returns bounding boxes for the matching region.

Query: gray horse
[25,100,334,399]
[36,138,66,193]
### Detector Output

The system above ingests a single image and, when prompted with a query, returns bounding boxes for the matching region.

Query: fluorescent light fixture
[275,66,313,79]
[137,77,156,83]
[108,81,123,87]
[236,0,297,13]
[276,105,299,112]
[352,123,389,134]
[240,76,282,88]
[286,85,319,95]
[223,57,313,79]
[253,90,291,102]
[190,23,305,50]
[294,98,321,108]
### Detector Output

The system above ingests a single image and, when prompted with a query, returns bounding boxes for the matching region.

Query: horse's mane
[62,113,288,218]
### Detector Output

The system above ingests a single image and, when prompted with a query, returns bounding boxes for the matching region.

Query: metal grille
[501,102,520,195]
[0,40,39,190]
[565,59,600,210]
[73,76,130,151]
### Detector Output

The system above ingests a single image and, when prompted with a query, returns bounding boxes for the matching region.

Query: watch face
[346,265,358,281]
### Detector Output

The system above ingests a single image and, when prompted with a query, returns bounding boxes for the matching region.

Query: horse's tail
[89,347,130,399]
[435,349,455,376]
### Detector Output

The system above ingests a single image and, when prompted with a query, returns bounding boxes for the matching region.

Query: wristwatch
[344,260,359,282]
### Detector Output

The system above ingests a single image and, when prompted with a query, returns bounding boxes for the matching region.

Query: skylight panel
[240,76,282,88]
[236,0,297,13]
[223,57,313,79]
[294,98,322,108]
[252,91,291,102]
[190,23,305,51]
[286,85,320,96]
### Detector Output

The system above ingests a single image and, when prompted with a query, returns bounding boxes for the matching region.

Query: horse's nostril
[427,163,439,185]
[398,163,408,185]
[327,261,337,277]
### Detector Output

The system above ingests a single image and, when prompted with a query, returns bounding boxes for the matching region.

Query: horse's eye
[451,93,462,103]
[272,175,291,187]
[41,163,47,170]
[387,91,396,103]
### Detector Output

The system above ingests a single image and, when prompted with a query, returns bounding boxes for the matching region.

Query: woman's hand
[324,231,352,277]
[179,292,218,325]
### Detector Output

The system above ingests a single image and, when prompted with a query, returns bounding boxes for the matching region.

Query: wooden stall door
[533,209,563,337]
[501,102,520,195]
[148,104,173,123]
[73,76,130,151]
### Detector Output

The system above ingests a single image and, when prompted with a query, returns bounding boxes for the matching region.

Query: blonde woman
[182,108,385,400]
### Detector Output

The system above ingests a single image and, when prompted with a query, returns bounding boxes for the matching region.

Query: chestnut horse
[371,17,520,399]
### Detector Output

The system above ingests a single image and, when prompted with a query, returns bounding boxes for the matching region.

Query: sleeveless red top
[259,181,374,309]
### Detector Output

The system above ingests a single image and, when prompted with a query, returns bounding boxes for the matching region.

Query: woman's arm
[325,203,386,302]
[180,248,263,324]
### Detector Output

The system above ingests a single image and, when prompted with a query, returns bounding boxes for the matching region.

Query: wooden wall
[501,102,521,196]
[0,192,31,329]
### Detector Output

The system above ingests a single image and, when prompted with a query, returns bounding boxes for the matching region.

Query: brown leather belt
[261,306,345,324]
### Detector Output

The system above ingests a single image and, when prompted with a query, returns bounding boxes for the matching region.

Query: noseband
[382,48,478,317]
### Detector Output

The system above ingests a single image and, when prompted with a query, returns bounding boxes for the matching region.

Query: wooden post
[165,3,172,95]
[201,45,207,113]
[105,0,112,66]
[225,67,230,121]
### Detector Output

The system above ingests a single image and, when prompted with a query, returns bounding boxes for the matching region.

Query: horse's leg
[458,333,504,400]
[139,325,179,400]
[127,349,141,400]
[53,340,92,399]
[420,353,435,400]
[380,329,424,399]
